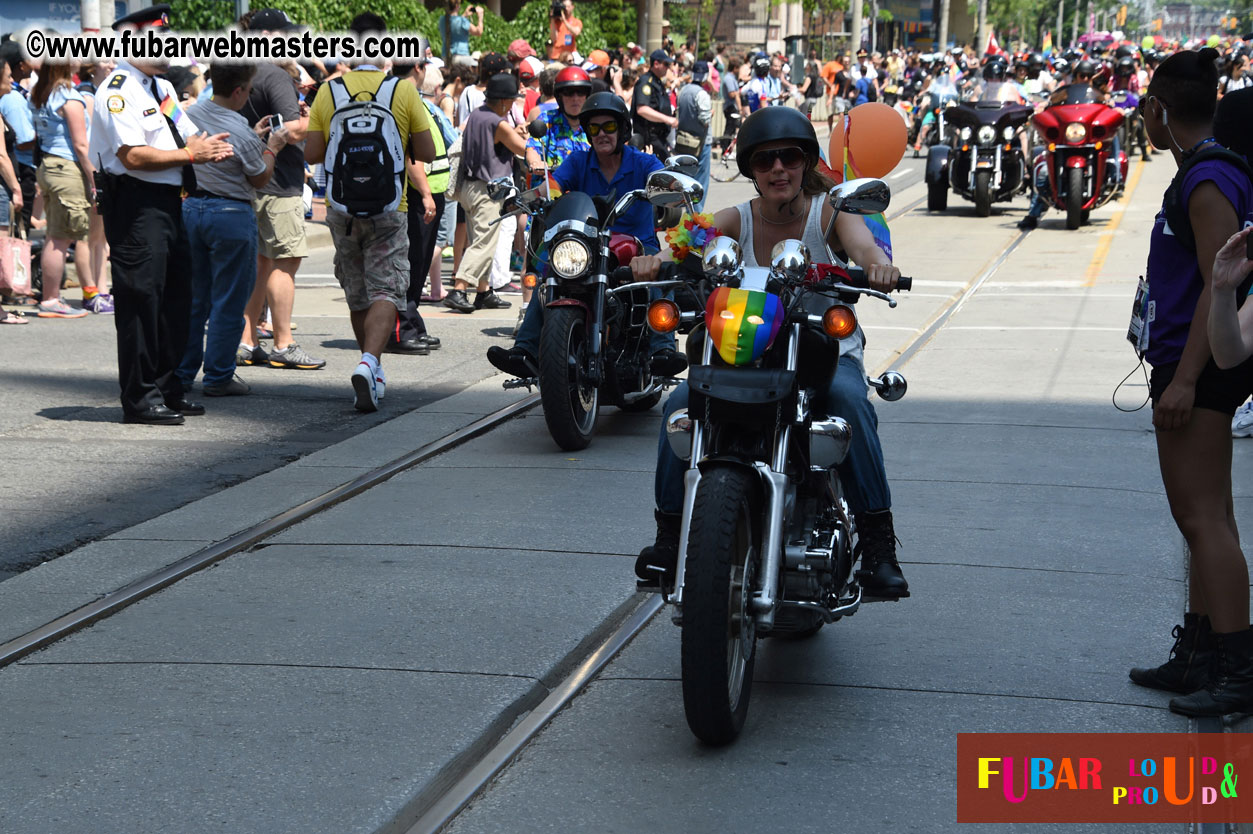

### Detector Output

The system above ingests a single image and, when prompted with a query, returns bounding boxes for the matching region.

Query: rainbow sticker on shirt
[705,286,783,366]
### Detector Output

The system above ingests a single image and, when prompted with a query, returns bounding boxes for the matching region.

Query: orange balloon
[844,102,907,179]
[827,115,847,184]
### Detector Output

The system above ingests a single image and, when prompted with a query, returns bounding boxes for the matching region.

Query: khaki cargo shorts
[37,156,90,242]
[254,193,308,260]
[326,209,409,312]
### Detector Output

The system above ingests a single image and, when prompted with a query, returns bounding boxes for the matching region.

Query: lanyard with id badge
[1127,274,1153,358]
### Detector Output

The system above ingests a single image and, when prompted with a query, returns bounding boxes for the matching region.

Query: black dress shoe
[123,404,185,425]
[166,399,206,416]
[474,289,512,310]
[417,334,441,350]
[385,338,430,355]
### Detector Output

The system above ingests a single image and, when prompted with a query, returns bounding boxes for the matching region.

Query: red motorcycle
[1030,83,1128,230]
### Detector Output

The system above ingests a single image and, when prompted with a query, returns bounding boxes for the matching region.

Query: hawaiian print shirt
[525,107,588,172]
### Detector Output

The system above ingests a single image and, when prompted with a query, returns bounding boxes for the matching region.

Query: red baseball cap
[518,56,544,81]
[508,39,537,60]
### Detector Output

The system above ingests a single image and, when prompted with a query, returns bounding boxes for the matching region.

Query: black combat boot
[1129,613,1214,693]
[635,510,682,588]
[854,509,909,599]
[1169,627,1253,717]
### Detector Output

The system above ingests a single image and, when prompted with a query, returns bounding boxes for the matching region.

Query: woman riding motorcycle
[630,107,910,599]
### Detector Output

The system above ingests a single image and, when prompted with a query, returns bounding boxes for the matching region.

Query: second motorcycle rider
[630,108,911,600]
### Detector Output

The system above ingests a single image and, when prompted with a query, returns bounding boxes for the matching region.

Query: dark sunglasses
[585,120,619,136]
[749,146,807,173]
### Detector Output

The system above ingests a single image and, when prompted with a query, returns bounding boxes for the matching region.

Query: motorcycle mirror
[486,177,516,202]
[702,236,743,276]
[769,238,810,283]
[870,371,908,402]
[665,154,699,170]
[828,178,891,216]
[528,119,548,139]
[645,170,704,210]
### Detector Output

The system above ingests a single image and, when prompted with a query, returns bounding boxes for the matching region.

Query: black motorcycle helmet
[1053,57,1070,75]
[1027,52,1044,74]
[753,54,770,77]
[982,57,1008,81]
[578,91,631,151]
[1075,59,1097,79]
[1116,56,1136,77]
[1115,44,1135,60]
[735,105,822,180]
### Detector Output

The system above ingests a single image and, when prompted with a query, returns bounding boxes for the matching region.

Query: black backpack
[324,75,406,217]
[1162,145,1253,253]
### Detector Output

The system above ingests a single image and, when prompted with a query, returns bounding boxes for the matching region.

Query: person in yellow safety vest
[390,48,449,355]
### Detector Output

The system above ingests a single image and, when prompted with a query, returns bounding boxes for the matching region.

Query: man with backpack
[304,13,436,413]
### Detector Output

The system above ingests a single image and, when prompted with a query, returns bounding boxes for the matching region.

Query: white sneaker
[1233,401,1253,438]
[375,367,386,401]
[352,361,379,412]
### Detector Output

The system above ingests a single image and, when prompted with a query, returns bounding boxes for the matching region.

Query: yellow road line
[1084,158,1147,287]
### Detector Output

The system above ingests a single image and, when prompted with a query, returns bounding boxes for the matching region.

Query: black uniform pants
[395,187,444,343]
[103,176,191,415]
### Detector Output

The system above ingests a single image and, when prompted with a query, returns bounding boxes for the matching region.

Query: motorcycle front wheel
[1065,167,1084,230]
[927,178,948,212]
[973,170,992,217]
[539,306,599,450]
[681,466,759,746]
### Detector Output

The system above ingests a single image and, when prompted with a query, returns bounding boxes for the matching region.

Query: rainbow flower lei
[664,212,721,263]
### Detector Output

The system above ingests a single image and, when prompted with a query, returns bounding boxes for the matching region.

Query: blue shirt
[440,14,471,56]
[31,85,87,161]
[0,90,36,167]
[553,145,664,253]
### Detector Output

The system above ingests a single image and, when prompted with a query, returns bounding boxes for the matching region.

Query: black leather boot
[854,509,909,599]
[1170,627,1253,717]
[635,510,681,588]
[1129,613,1213,693]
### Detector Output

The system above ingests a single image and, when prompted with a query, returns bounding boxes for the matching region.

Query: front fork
[667,323,800,631]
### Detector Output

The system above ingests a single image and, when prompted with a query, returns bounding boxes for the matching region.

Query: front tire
[973,170,992,217]
[681,466,760,746]
[1065,166,1084,230]
[927,179,948,212]
[538,306,599,450]
[711,147,741,183]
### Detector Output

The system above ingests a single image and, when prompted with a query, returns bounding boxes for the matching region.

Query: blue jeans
[694,142,711,213]
[515,288,675,357]
[178,196,258,386]
[655,351,891,515]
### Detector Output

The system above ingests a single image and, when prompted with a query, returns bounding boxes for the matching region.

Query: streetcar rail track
[0,393,540,669]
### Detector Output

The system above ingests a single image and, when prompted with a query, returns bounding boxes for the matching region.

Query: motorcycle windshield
[1061,83,1101,105]
[980,82,1024,105]
[542,191,599,242]
[705,286,784,366]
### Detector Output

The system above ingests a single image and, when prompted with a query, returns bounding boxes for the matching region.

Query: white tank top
[733,196,865,362]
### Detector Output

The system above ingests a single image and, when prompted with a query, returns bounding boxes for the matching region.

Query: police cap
[112,3,171,31]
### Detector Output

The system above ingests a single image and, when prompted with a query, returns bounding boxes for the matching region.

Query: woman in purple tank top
[1129,48,1253,718]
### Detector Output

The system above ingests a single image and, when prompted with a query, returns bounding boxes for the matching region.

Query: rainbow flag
[1042,31,1054,55]
[159,94,186,128]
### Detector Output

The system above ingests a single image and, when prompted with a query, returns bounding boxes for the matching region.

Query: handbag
[0,222,32,297]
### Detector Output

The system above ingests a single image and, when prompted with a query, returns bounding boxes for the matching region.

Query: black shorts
[1149,354,1253,415]
[456,204,466,224]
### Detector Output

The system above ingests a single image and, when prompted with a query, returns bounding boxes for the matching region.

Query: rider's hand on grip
[629,254,664,283]
[842,267,912,292]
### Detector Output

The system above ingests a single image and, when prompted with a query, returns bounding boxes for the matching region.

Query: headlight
[1064,122,1087,143]
[960,126,973,140]
[551,238,591,279]
[1002,126,1015,140]
[977,125,996,145]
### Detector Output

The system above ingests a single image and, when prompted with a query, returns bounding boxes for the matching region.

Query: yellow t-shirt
[309,70,431,213]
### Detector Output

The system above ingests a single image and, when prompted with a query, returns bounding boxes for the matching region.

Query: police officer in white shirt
[89,5,233,425]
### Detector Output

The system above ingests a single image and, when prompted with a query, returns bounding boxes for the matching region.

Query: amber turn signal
[822,304,858,340]
[648,299,681,333]
[522,273,539,289]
